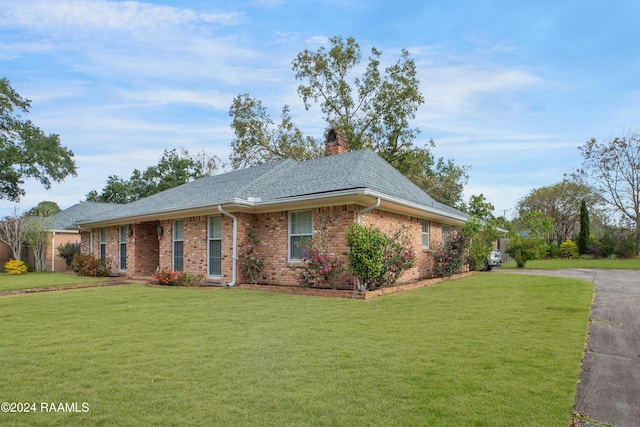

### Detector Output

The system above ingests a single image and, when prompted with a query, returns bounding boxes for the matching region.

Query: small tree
[345,223,387,291]
[505,233,541,268]
[0,208,26,260]
[578,199,590,255]
[23,215,53,272]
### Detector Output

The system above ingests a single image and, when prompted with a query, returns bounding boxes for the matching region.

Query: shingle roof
[52,201,120,230]
[77,149,468,225]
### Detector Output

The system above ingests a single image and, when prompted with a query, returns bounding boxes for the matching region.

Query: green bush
[57,242,80,266]
[4,259,28,275]
[373,226,415,288]
[71,253,113,277]
[345,223,387,291]
[559,239,579,259]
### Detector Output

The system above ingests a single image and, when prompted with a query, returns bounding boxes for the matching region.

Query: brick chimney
[325,128,349,156]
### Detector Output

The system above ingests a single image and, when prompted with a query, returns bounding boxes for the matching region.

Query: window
[208,216,222,276]
[422,220,430,249]
[442,225,452,241]
[173,220,184,272]
[289,210,312,260]
[99,228,106,260]
[119,225,127,270]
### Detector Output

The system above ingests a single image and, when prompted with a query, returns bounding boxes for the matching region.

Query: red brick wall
[78,205,456,286]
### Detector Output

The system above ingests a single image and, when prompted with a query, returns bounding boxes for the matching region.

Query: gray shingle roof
[77,149,468,225]
[51,201,120,230]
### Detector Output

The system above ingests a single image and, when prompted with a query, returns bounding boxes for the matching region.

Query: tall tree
[0,77,76,202]
[578,199,590,255]
[0,208,26,260]
[577,131,640,255]
[229,96,322,169]
[516,180,599,244]
[229,36,469,209]
[27,200,61,217]
[86,148,216,203]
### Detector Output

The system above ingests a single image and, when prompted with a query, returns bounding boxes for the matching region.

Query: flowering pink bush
[154,268,179,285]
[371,226,416,288]
[298,243,342,288]
[433,232,469,277]
[297,213,343,289]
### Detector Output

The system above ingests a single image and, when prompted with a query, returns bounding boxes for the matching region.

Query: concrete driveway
[499,269,640,427]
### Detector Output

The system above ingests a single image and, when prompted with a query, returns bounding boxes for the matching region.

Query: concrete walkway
[499,269,640,427]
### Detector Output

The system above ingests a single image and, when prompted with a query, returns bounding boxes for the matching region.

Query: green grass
[502,256,640,270]
[0,274,593,426]
[0,272,112,292]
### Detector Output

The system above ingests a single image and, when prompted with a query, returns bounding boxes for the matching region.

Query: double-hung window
[99,228,106,260]
[173,220,184,272]
[421,220,430,249]
[289,210,312,261]
[442,225,452,242]
[119,225,127,270]
[208,216,222,276]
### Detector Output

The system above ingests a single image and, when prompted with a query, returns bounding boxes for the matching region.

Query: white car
[487,250,501,268]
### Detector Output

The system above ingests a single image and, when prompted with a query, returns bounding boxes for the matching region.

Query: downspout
[218,205,237,287]
[356,197,381,224]
[51,232,56,272]
[354,197,381,291]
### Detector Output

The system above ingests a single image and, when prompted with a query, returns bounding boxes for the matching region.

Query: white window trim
[173,219,184,272]
[119,225,127,271]
[422,220,430,249]
[99,228,106,260]
[207,215,222,277]
[288,210,313,262]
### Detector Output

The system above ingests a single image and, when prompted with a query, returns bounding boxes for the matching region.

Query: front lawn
[0,274,592,426]
[501,256,640,270]
[0,272,112,292]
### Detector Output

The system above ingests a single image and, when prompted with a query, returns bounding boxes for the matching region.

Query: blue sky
[1,0,639,219]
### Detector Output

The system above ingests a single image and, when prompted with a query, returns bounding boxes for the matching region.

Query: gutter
[356,197,381,224]
[217,205,237,287]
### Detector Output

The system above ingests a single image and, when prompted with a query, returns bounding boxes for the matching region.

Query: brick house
[74,129,469,289]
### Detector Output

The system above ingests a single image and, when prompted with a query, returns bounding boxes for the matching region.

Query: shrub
[57,242,80,267]
[4,259,27,275]
[505,231,549,268]
[237,227,264,284]
[71,253,113,277]
[433,232,469,277]
[372,226,415,288]
[154,268,179,285]
[154,268,204,286]
[345,223,387,291]
[559,239,579,259]
[298,241,343,288]
[297,214,343,289]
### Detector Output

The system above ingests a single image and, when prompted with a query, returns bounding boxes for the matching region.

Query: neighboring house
[21,202,118,272]
[73,129,470,289]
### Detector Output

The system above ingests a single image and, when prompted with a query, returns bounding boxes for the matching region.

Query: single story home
[73,129,470,289]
